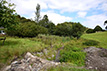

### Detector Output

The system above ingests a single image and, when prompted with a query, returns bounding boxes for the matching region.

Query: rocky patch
[4,52,60,71]
[84,47,107,71]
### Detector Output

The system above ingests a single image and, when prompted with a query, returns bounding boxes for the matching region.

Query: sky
[8,0,107,29]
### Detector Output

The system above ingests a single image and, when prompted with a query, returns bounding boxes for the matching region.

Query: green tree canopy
[0,0,17,29]
[93,25,103,32]
[71,22,86,39]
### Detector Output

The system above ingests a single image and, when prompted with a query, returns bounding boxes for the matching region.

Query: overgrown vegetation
[60,45,86,66]
[0,0,106,71]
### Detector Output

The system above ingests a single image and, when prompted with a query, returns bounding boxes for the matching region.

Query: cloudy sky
[8,0,107,29]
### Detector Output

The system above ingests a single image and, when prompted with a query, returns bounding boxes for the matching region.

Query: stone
[84,47,107,71]
[5,52,60,71]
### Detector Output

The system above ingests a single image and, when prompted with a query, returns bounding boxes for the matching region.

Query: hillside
[81,32,107,48]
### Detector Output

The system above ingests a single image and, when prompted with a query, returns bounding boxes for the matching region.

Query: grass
[60,45,86,66]
[0,35,71,69]
[0,32,105,70]
[0,37,47,69]
[81,32,107,48]
[47,66,95,71]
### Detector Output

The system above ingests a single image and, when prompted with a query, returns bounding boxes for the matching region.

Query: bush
[83,40,99,46]
[86,29,94,33]
[60,45,86,66]
[54,22,86,39]
[93,25,103,32]
[7,22,48,37]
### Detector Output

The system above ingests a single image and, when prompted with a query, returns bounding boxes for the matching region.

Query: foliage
[86,29,94,33]
[39,15,56,34]
[105,26,107,30]
[104,20,107,25]
[71,22,86,39]
[54,22,85,39]
[83,40,99,46]
[0,37,47,64]
[54,22,72,37]
[104,20,107,30]
[6,22,48,37]
[16,15,35,24]
[60,45,86,66]
[93,25,103,32]
[0,0,17,29]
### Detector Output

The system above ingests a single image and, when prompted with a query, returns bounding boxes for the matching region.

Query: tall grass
[60,44,86,66]
[0,37,47,64]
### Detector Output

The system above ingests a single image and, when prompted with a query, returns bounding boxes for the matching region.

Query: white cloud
[7,0,107,28]
[99,2,107,12]
[82,14,107,29]
[8,0,48,15]
[27,11,73,25]
[46,0,106,12]
[77,12,87,18]
[41,11,73,25]
[8,0,107,15]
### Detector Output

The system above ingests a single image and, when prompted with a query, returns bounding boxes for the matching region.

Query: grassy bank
[0,35,71,69]
[0,33,103,70]
[81,32,107,48]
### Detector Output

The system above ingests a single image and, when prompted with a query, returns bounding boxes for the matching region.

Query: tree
[104,20,107,30]
[54,22,72,37]
[93,25,103,32]
[0,0,17,29]
[104,20,107,25]
[39,15,55,34]
[86,29,94,33]
[35,4,41,23]
[71,22,85,39]
[39,15,49,27]
[105,26,107,30]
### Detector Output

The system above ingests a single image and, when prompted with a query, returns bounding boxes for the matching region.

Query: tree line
[0,0,95,39]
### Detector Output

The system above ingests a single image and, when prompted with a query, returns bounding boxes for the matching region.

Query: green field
[81,32,107,48]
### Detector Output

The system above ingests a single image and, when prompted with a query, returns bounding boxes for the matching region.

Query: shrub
[86,29,94,33]
[7,22,48,37]
[83,40,99,46]
[93,25,103,32]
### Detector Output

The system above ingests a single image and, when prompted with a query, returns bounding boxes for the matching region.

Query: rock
[4,65,11,71]
[84,47,107,71]
[5,52,60,71]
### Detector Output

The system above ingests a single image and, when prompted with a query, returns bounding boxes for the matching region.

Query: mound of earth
[4,52,60,71]
[84,47,107,71]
